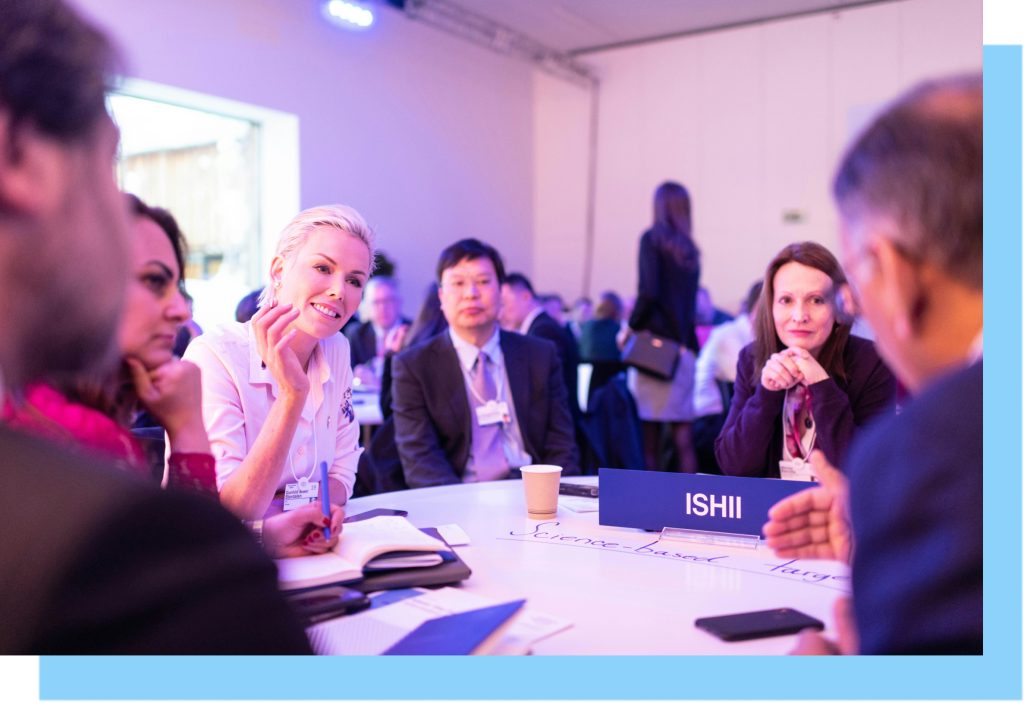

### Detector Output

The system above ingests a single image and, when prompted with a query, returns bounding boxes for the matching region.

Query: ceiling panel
[432,0,890,54]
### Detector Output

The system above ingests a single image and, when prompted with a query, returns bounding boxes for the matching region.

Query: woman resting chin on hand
[185,205,374,520]
[2,195,217,492]
[714,242,896,480]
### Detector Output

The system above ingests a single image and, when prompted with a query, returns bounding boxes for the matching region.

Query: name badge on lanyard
[284,478,320,511]
[475,399,510,427]
[779,457,817,482]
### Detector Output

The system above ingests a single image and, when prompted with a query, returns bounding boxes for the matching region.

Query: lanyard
[288,426,318,487]
[287,367,320,487]
[783,385,816,460]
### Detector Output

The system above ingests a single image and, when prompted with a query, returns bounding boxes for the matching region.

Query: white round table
[346,477,847,655]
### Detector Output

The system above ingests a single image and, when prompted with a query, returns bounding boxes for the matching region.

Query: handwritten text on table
[501,521,850,591]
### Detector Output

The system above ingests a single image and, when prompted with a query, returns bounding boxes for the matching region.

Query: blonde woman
[185,205,373,519]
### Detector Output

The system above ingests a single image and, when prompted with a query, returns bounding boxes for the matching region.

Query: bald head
[834,75,982,290]
[833,74,983,392]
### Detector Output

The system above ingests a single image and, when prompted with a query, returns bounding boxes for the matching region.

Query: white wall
[74,0,536,319]
[532,0,982,313]
[73,0,982,317]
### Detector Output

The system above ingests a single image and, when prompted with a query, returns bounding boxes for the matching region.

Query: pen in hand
[319,460,332,540]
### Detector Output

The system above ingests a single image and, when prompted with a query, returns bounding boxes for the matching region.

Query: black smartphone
[559,482,599,498]
[344,508,408,523]
[286,585,371,625]
[695,608,824,642]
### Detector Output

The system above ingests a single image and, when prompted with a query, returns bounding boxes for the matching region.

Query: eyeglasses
[840,234,922,299]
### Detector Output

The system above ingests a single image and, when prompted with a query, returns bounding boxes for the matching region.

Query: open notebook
[275,515,448,590]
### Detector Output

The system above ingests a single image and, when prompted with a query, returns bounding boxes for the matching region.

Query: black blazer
[715,336,896,477]
[628,228,700,352]
[391,330,579,488]
[0,427,310,654]
[344,318,411,367]
[344,321,377,367]
[527,310,580,418]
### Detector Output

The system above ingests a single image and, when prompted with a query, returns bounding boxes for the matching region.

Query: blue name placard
[598,468,812,536]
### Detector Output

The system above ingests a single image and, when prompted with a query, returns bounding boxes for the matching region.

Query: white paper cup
[520,464,562,519]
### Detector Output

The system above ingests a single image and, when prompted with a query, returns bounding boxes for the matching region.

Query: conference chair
[356,416,409,495]
[578,374,645,473]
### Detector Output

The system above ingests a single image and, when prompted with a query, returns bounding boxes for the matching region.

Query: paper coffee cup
[520,464,562,519]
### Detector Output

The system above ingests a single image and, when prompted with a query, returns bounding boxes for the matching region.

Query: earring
[274,280,281,290]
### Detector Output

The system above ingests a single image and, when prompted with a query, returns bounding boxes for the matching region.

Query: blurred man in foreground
[763,75,982,655]
[0,0,309,653]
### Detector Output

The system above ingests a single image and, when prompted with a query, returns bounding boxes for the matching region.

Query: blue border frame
[38,45,1021,701]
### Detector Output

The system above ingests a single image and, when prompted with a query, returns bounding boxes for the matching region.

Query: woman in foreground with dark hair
[4,195,212,487]
[625,181,701,472]
[3,194,338,556]
[715,241,895,480]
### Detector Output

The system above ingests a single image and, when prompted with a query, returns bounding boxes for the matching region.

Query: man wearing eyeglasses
[763,75,982,655]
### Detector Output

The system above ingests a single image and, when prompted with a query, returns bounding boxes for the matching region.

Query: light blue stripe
[35,653,1017,699]
[39,44,1021,702]
[980,41,1024,698]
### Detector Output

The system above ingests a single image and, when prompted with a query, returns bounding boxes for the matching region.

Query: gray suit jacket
[391,330,579,487]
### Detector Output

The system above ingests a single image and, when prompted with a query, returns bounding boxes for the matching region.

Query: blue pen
[319,460,332,540]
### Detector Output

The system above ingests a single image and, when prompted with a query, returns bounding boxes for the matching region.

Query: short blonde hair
[258,204,376,309]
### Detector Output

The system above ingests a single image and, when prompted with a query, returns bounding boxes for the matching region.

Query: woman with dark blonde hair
[715,241,895,479]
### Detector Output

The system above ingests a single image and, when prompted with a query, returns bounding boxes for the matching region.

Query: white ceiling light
[323,0,375,30]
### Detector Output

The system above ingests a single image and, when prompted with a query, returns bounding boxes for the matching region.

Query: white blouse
[183,321,361,498]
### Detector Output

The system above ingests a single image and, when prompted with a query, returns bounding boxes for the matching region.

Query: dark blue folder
[382,599,526,655]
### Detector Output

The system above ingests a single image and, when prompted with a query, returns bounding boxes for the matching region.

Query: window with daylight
[108,81,299,332]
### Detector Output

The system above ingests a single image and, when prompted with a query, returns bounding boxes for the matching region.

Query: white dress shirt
[448,326,532,480]
[183,321,361,497]
[371,321,403,359]
[693,314,754,417]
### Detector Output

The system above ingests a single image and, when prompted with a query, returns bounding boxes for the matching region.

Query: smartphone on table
[695,608,824,642]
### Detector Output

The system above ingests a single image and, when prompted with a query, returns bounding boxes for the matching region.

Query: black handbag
[621,330,681,380]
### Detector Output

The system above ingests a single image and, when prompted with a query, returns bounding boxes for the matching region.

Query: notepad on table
[275,515,447,590]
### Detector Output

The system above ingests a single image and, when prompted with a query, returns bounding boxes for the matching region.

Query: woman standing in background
[625,181,701,472]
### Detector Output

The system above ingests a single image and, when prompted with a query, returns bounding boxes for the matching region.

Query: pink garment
[3,383,148,476]
[165,452,217,494]
[2,383,216,494]
[783,384,814,459]
[695,324,713,350]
